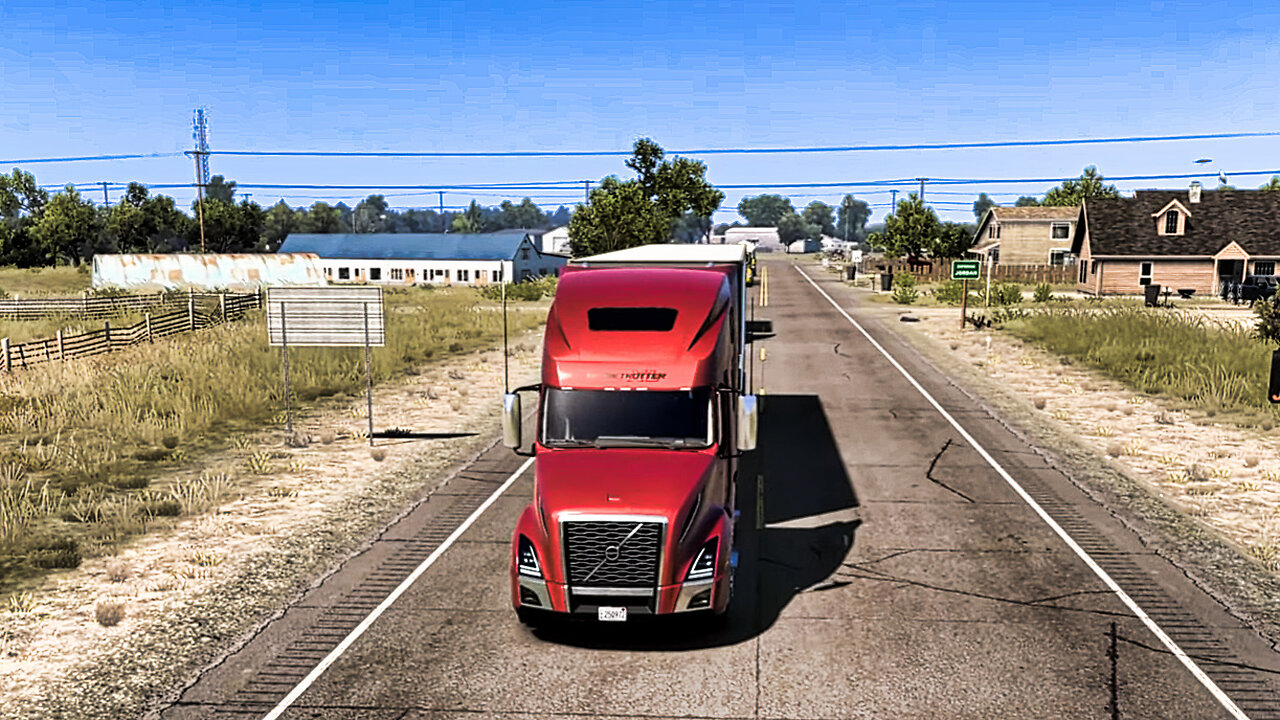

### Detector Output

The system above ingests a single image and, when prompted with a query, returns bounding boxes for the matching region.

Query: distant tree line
[0,169,574,267]
[725,194,872,248]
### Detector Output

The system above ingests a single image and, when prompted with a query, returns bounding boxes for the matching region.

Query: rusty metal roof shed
[277,232,533,260]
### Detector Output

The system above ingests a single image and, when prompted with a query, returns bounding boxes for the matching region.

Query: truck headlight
[517,535,543,578]
[685,537,718,581]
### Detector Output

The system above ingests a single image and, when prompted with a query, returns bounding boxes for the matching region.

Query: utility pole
[99,182,109,205]
[890,189,899,207]
[917,177,927,203]
[583,180,590,204]
[438,191,446,232]
[186,150,207,252]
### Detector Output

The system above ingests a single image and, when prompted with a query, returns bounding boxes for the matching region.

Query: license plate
[597,606,627,622]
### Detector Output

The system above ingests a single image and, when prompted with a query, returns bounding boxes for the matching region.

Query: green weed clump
[932,280,968,306]
[0,286,546,589]
[892,273,919,305]
[477,275,558,302]
[1033,283,1053,303]
[1002,306,1275,421]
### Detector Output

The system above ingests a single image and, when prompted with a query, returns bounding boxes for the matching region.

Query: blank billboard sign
[267,287,385,347]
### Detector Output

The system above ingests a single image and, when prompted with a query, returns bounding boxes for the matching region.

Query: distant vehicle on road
[1223,275,1278,305]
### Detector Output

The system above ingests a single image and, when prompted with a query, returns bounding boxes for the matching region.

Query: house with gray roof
[1071,184,1280,296]
[276,231,568,286]
[971,206,1080,266]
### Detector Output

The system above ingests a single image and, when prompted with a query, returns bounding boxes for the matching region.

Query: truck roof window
[587,307,678,331]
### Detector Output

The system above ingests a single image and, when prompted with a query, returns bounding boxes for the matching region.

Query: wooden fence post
[104,321,111,352]
[2,338,10,372]
[56,329,64,361]
[188,293,195,332]
[145,312,152,343]
[219,292,226,322]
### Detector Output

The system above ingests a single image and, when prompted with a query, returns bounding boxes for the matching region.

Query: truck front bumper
[515,573,726,616]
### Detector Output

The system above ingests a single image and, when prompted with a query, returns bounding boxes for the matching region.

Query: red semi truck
[501,244,759,624]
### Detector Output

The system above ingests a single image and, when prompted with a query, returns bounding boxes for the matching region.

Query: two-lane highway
[157,259,1280,719]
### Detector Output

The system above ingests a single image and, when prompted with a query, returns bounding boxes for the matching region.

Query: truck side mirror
[502,393,522,449]
[736,394,758,452]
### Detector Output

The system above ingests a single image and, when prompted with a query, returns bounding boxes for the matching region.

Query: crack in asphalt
[925,438,976,503]
[837,562,1131,619]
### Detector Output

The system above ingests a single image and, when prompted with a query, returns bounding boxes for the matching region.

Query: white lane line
[261,456,535,720]
[794,266,1250,720]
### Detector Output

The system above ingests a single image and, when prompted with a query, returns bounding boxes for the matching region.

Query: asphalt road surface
[157,259,1280,719]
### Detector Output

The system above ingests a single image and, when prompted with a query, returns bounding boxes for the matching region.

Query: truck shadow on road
[533,394,859,649]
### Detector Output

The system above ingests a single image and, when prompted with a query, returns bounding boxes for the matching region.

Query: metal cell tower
[192,108,211,187]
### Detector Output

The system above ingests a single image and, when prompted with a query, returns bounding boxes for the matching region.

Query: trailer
[502,243,758,624]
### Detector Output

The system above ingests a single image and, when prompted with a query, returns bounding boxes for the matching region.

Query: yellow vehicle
[742,242,758,286]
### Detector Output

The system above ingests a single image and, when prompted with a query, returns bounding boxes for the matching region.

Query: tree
[973,193,996,221]
[866,193,939,258]
[776,212,819,247]
[106,185,188,253]
[836,195,871,243]
[737,194,794,226]
[451,199,486,233]
[568,139,722,255]
[262,201,298,250]
[1014,196,1041,207]
[190,199,265,252]
[672,211,712,243]
[204,175,237,204]
[1041,166,1120,206]
[352,194,389,233]
[548,205,573,227]
[1261,176,1280,192]
[802,201,836,237]
[30,185,102,265]
[298,202,345,233]
[624,138,722,241]
[931,222,975,259]
[568,176,670,256]
[499,197,546,229]
[0,169,48,265]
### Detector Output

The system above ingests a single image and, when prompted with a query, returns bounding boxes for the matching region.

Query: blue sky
[2,0,1279,224]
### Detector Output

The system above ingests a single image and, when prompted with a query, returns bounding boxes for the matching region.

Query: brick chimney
[1189,181,1202,204]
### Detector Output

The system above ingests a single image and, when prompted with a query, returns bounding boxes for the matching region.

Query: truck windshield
[542,388,713,449]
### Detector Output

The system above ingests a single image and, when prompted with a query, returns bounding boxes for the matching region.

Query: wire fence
[0,291,262,371]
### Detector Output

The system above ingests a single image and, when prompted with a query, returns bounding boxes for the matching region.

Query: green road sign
[952,260,981,280]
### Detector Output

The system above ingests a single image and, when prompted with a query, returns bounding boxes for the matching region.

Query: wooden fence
[0,290,256,320]
[860,258,1074,285]
[0,291,262,371]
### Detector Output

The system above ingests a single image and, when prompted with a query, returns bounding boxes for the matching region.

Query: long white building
[276,231,568,286]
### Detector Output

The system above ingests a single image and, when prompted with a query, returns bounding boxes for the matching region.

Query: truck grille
[563,520,663,588]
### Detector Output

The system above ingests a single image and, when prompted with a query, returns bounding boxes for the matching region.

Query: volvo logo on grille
[605,545,621,561]
[582,522,646,583]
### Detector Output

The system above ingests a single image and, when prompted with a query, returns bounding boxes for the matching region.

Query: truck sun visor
[587,307,678,332]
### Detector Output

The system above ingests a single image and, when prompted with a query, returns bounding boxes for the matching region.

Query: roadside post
[952,260,981,329]
[267,287,385,445]
[1269,349,1280,404]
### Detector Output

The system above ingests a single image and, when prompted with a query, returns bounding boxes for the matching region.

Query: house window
[1049,249,1071,266]
[458,269,470,282]
[338,267,350,280]
[1164,211,1179,234]
[324,267,332,277]
[1051,223,1070,239]
[495,268,504,282]
[988,224,1000,239]
[989,248,999,264]
[1090,260,1097,275]
[1139,261,1153,286]
[390,268,403,281]
[369,267,382,281]
[1256,261,1276,276]
[1078,262,1087,284]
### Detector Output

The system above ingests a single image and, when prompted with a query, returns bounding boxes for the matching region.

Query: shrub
[892,273,919,305]
[95,600,126,626]
[32,537,81,569]
[1033,283,1053,303]
[932,280,966,305]
[993,282,1024,306]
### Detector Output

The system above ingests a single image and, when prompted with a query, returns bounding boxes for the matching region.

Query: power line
[7,129,1280,166]
[207,130,1280,158]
